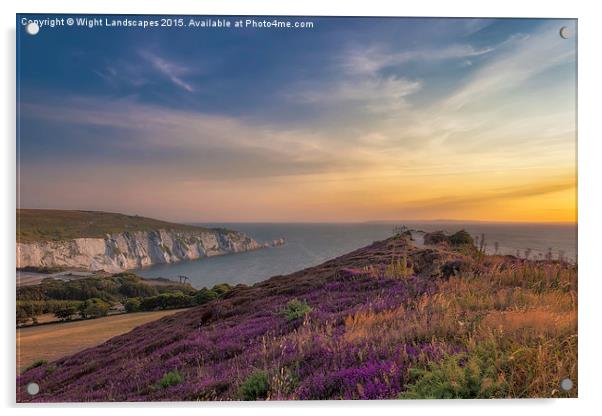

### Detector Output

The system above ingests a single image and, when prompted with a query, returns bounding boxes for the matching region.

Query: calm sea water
[134,222,577,289]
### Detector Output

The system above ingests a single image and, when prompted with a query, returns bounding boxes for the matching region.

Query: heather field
[17,233,577,401]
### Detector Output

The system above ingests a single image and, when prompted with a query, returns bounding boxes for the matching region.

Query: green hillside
[17,209,215,243]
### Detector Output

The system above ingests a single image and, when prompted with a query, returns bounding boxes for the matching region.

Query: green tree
[124,297,141,313]
[54,305,78,321]
[16,307,30,325]
[78,298,110,318]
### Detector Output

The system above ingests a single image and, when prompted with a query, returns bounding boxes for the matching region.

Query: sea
[132,222,577,289]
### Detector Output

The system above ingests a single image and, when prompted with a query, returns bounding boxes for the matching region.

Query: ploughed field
[17,233,577,401]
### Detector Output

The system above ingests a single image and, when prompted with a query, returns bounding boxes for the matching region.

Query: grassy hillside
[17,234,577,401]
[17,209,216,243]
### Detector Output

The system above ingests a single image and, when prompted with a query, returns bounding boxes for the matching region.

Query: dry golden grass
[341,261,577,397]
[17,309,188,373]
[481,309,576,337]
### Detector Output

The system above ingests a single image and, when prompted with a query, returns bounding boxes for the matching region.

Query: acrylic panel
[16,14,577,402]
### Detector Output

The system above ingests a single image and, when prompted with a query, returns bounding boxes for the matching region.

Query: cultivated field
[17,309,189,373]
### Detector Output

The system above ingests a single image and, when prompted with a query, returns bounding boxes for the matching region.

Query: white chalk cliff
[17,229,276,273]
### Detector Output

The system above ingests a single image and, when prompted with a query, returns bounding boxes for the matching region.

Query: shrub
[25,359,48,372]
[239,370,269,400]
[211,283,232,297]
[54,305,78,321]
[16,300,46,325]
[440,258,474,279]
[119,281,158,298]
[16,307,31,325]
[194,288,218,305]
[139,292,195,311]
[400,350,508,399]
[124,297,141,313]
[157,369,183,389]
[78,298,110,318]
[423,231,449,245]
[280,299,312,321]
[449,230,474,246]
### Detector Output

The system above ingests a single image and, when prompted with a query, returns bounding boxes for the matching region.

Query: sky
[17,16,577,223]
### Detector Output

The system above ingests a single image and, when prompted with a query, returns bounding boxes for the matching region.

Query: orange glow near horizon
[20,160,577,224]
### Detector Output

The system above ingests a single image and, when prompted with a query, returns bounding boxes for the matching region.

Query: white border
[2,1,601,415]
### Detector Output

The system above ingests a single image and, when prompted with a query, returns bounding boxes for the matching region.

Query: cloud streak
[139,50,195,92]
[341,43,494,76]
[404,180,576,211]
[442,25,576,111]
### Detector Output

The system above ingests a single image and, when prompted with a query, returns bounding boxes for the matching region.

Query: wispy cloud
[286,41,494,120]
[280,22,576,189]
[93,63,149,89]
[291,76,422,114]
[341,43,494,76]
[139,50,195,92]
[20,95,374,180]
[442,25,575,110]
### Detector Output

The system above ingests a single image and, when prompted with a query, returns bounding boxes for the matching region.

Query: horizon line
[187,219,578,225]
[15,208,577,226]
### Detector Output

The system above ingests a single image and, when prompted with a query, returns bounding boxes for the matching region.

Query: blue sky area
[16,16,577,222]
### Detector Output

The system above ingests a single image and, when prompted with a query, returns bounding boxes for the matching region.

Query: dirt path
[17,309,189,373]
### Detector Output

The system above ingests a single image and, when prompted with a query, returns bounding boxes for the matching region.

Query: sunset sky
[17,16,577,223]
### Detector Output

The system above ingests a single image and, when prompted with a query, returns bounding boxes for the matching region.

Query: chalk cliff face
[17,229,265,273]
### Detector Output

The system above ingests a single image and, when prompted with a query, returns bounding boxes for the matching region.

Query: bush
[280,299,312,321]
[194,288,218,305]
[211,283,232,297]
[400,351,508,399]
[239,370,269,400]
[16,300,46,325]
[157,369,183,389]
[25,359,48,372]
[423,231,449,245]
[449,230,474,246]
[139,292,195,311]
[17,273,170,303]
[119,281,158,298]
[124,297,141,313]
[78,298,110,318]
[54,305,78,321]
[441,258,474,279]
[16,307,33,325]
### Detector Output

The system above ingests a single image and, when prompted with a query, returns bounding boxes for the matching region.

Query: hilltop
[17,209,220,243]
[17,233,577,401]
